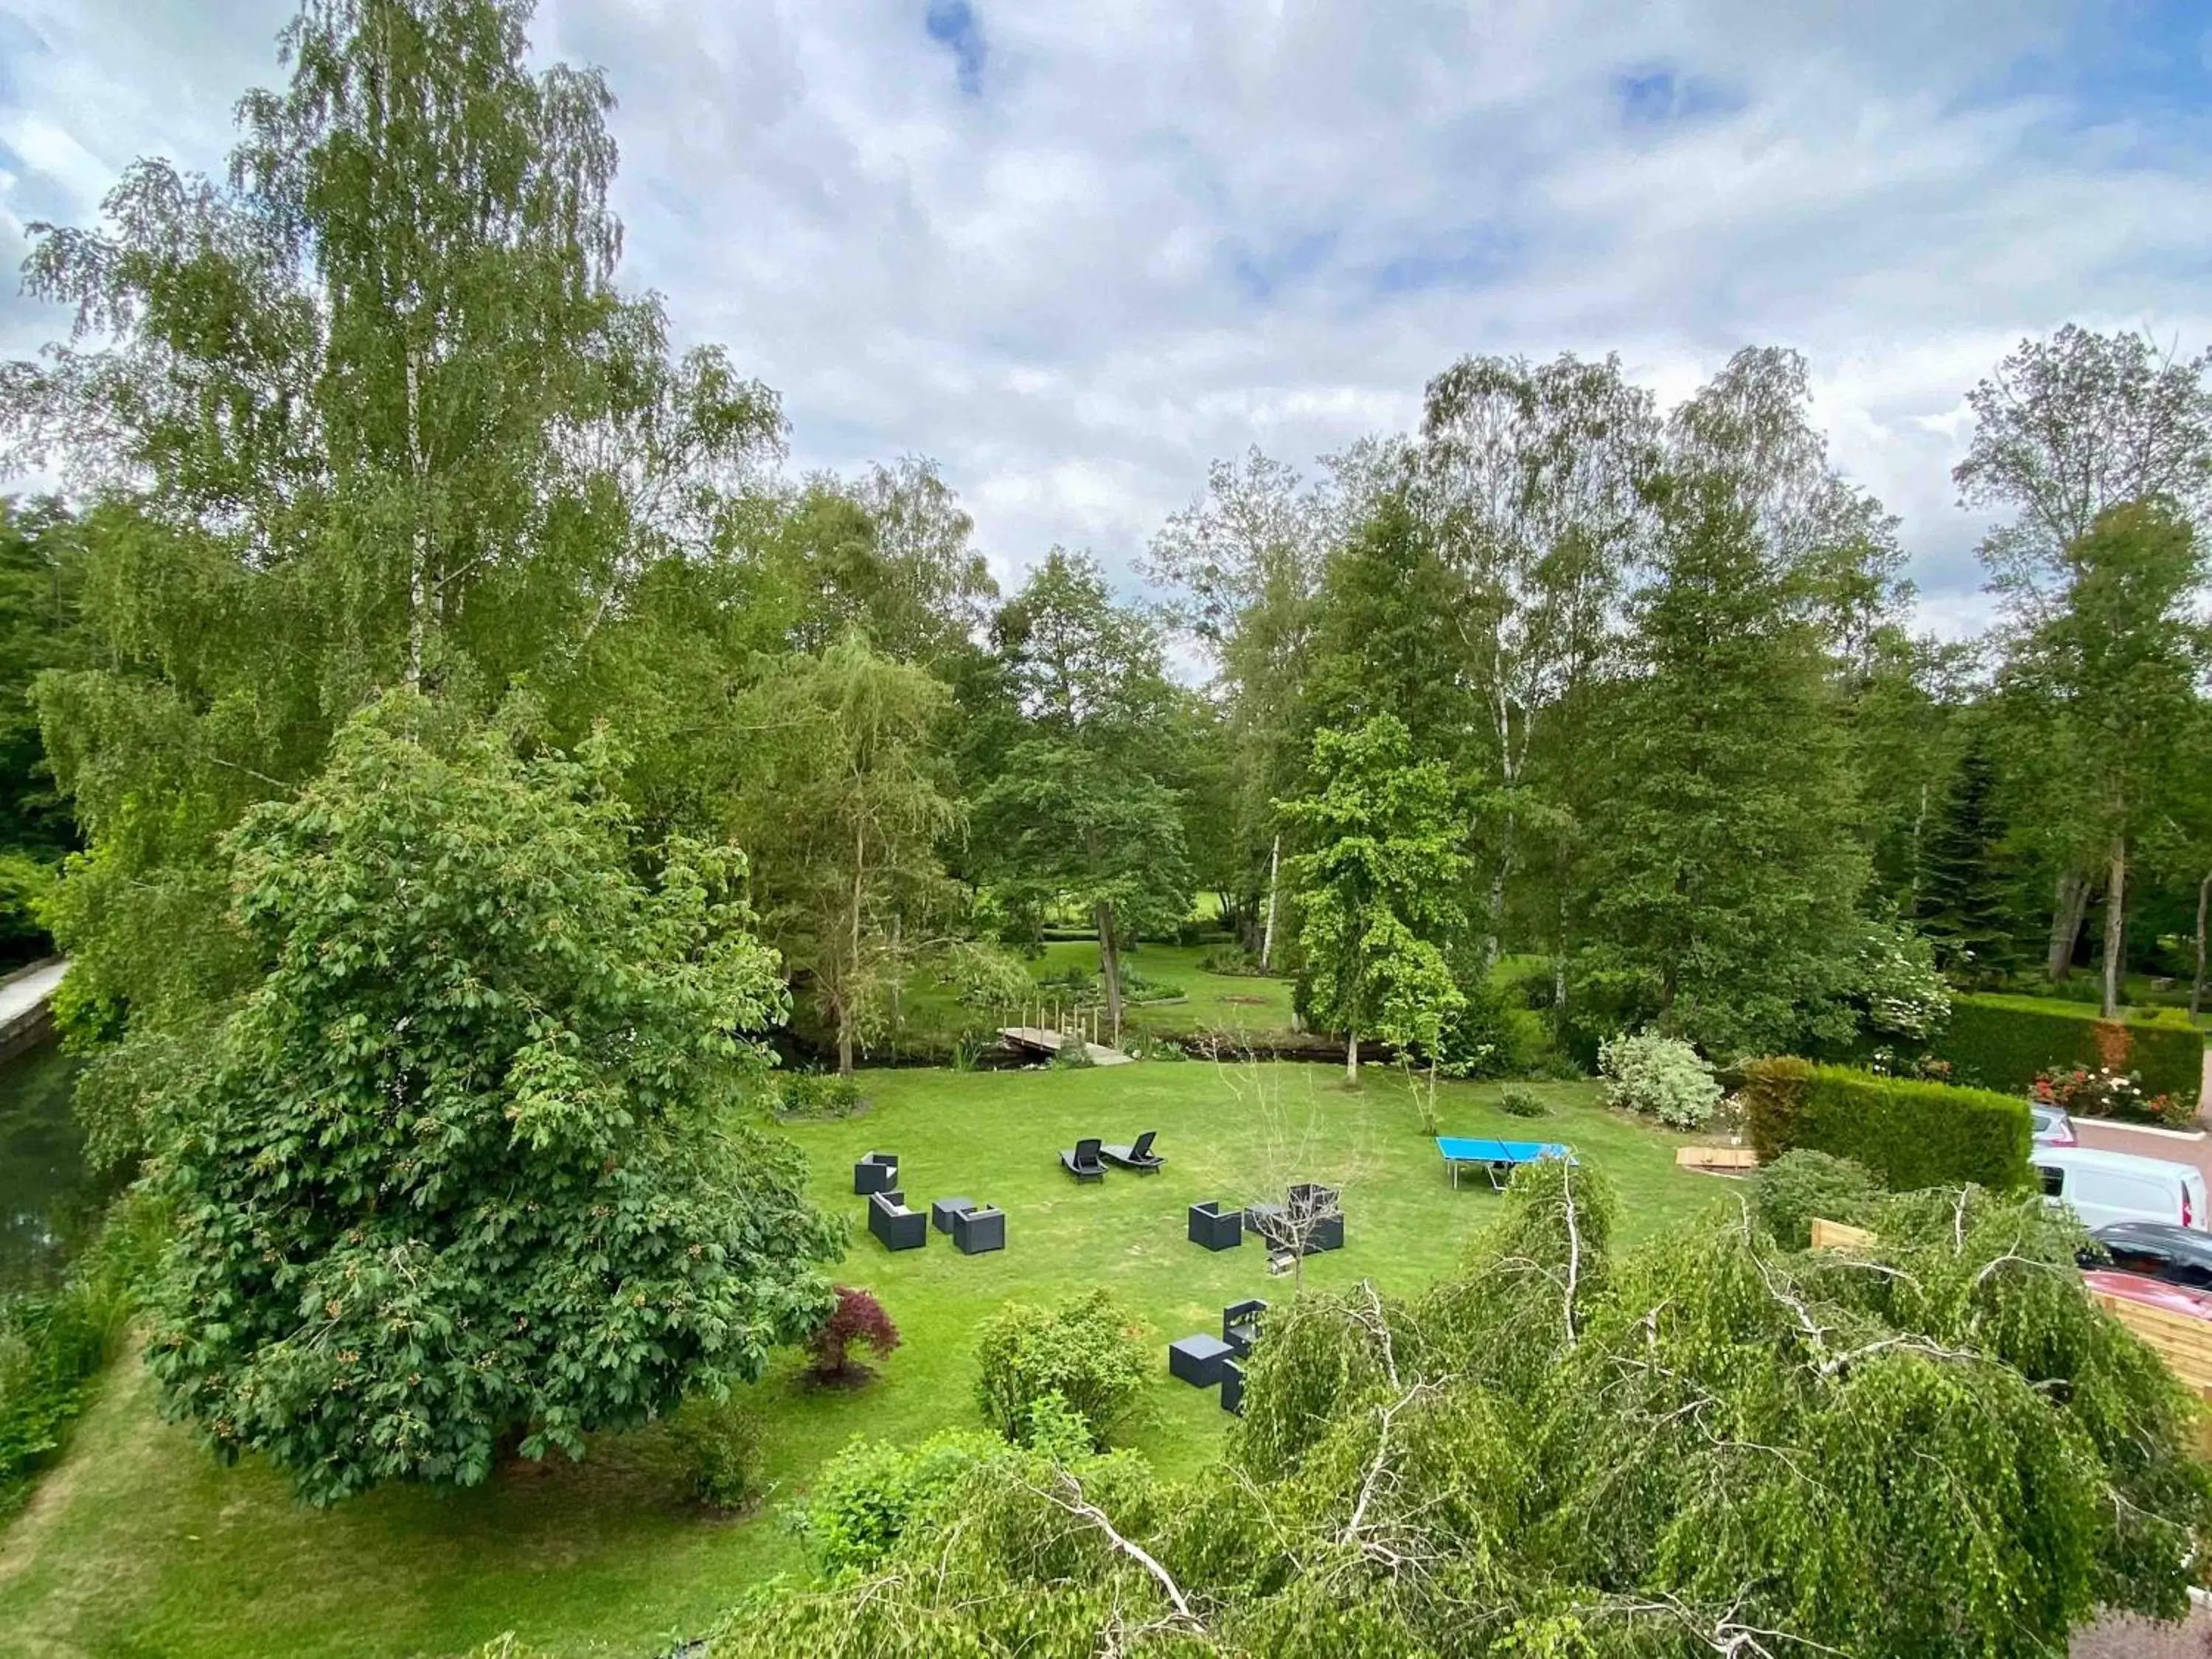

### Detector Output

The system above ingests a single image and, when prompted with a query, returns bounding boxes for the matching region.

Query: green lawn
[0,1062,1716,1659]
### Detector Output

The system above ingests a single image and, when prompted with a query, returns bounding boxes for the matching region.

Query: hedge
[1741,1058,2032,1194]
[1932,994,2203,1105]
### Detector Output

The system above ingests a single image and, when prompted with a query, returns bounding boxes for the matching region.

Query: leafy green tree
[9,0,781,1053]
[1418,352,1658,967]
[0,498,81,860]
[1954,326,2212,980]
[1579,394,1870,1057]
[1916,728,2017,985]
[1146,448,1333,957]
[1304,484,1471,762]
[2000,501,2208,1016]
[145,692,837,1503]
[974,552,1191,1035]
[730,635,959,1075]
[1279,714,1470,1082]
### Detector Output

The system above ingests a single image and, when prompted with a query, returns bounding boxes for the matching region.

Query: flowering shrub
[2033,1065,2196,1130]
[1599,1031,1722,1130]
[1865,1048,1955,1084]
[1851,921,1951,1040]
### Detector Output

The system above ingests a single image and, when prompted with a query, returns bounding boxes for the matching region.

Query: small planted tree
[806,1287,902,1385]
[1278,714,1469,1083]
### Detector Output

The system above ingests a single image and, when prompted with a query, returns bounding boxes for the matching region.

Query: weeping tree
[707,1163,2212,1658]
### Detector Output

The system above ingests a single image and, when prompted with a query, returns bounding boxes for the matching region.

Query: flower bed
[2033,1065,2197,1131]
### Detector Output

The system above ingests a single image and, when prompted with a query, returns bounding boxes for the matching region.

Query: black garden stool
[1168,1333,1234,1388]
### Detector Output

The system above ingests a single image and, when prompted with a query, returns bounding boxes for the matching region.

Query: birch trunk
[1259,834,1281,972]
[1345,1025,1358,1085]
[2101,836,2127,1020]
[404,348,427,686]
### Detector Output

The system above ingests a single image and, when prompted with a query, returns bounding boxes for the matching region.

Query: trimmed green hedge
[1742,1058,2032,1193]
[1933,994,2202,1104]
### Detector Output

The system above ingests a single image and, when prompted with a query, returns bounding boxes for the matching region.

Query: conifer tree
[1916,731,2016,986]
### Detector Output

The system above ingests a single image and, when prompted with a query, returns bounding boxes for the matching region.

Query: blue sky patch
[1372,226,1522,296]
[925,1,987,97]
[1615,65,1747,127]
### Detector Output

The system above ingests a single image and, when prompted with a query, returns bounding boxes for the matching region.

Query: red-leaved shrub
[807,1286,901,1382]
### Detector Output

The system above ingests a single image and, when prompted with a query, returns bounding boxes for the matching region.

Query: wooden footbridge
[998,1024,1135,1067]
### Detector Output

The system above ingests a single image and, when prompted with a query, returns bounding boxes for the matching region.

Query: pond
[0,1039,100,1292]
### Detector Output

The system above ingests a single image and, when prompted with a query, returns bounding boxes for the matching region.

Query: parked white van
[2031,1146,2209,1232]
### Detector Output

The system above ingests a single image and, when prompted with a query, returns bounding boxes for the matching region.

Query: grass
[869,939,1301,1062]
[0,1062,1717,1659]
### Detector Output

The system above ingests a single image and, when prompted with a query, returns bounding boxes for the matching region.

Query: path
[0,959,64,1028]
[2071,1603,2212,1656]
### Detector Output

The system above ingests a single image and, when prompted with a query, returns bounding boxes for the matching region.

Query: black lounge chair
[1187,1200,1242,1251]
[1060,1137,1106,1182]
[1101,1130,1163,1173]
[953,1205,1005,1255]
[1222,1298,1267,1357]
[867,1189,926,1252]
[853,1151,899,1195]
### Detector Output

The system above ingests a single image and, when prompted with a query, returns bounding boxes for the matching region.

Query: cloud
[1,0,2208,633]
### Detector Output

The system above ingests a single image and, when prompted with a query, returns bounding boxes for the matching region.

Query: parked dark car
[2082,1220,2212,1293]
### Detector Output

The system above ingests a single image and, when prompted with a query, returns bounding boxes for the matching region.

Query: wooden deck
[998,1026,1135,1066]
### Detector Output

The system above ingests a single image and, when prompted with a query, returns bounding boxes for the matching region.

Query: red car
[2081,1267,2212,1321]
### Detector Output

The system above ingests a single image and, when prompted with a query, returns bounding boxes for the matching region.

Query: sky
[1,0,2210,640]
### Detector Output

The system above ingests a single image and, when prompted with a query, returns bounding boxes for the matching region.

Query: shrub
[774,1071,863,1121]
[1199,945,1265,975]
[1934,994,2202,1105]
[973,1290,1147,1449]
[1754,1150,1885,1250]
[0,852,53,960]
[1051,1037,1096,1070]
[667,1397,766,1511]
[793,1429,1003,1576]
[1598,1031,1721,1129]
[1740,1057,2032,1193]
[1498,1087,1548,1119]
[806,1286,901,1383]
[1427,968,1520,1080]
[2034,1064,2195,1130]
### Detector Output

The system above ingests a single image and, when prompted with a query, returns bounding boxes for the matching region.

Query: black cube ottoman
[931,1197,975,1234]
[1168,1333,1234,1388]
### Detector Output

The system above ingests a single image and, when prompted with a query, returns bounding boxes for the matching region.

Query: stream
[0,1039,97,1292]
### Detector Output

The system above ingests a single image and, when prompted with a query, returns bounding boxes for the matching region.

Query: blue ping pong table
[1436,1137,1576,1190]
